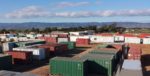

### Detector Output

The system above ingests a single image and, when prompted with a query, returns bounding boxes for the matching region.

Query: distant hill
[0,22,150,29]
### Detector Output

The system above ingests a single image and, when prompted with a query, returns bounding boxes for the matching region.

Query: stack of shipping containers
[49,43,123,76]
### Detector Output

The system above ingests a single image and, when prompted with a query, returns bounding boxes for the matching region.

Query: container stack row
[49,43,124,76]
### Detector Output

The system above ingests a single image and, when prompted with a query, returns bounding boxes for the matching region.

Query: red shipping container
[6,51,33,64]
[76,38,90,45]
[45,37,58,43]
[127,47,142,60]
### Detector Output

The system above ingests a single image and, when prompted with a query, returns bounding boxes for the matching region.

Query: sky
[0,0,150,23]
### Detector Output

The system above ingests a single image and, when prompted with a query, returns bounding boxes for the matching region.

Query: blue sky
[0,0,150,23]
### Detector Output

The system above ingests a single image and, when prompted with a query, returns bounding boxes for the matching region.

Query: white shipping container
[9,37,18,42]
[44,34,51,37]
[100,36,114,43]
[69,36,79,42]
[18,37,28,41]
[13,47,46,60]
[143,38,150,44]
[69,35,91,42]
[125,37,141,44]
[2,42,15,52]
[114,36,124,42]
[57,38,69,43]
[90,35,102,43]
[36,34,43,37]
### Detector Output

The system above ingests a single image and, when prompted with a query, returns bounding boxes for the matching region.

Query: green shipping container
[90,49,122,63]
[0,54,12,70]
[82,54,115,76]
[59,42,75,50]
[50,57,87,76]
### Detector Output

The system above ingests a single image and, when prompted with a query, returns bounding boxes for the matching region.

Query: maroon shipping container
[76,38,90,45]
[58,34,68,38]
[38,44,68,51]
[6,51,33,64]
[45,37,58,43]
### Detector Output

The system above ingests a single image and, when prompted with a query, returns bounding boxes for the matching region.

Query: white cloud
[52,9,150,17]
[56,2,90,8]
[5,6,50,18]
[4,6,150,19]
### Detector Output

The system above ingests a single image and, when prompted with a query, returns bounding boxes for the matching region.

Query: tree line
[0,23,126,34]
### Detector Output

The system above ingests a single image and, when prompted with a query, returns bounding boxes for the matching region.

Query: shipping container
[89,48,122,67]
[114,35,125,42]
[125,37,141,44]
[6,51,33,64]
[50,57,87,76]
[0,54,12,70]
[90,35,102,43]
[57,37,69,43]
[13,47,46,60]
[38,44,66,51]
[18,37,28,41]
[76,38,90,45]
[58,34,68,38]
[15,40,45,47]
[45,37,57,43]
[128,47,141,60]
[90,48,121,56]
[143,38,150,44]
[69,36,79,42]
[97,36,114,43]
[2,42,16,52]
[59,42,75,50]
[81,54,116,76]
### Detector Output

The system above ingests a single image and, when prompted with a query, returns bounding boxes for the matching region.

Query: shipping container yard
[1,32,150,76]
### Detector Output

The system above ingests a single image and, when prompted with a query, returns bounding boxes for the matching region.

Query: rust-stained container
[6,51,33,64]
[128,47,142,60]
[76,38,90,45]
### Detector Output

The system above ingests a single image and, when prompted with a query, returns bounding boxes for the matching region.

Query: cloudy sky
[0,0,150,22]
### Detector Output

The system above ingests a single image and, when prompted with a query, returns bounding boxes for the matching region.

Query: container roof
[51,57,86,62]
[82,54,114,59]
